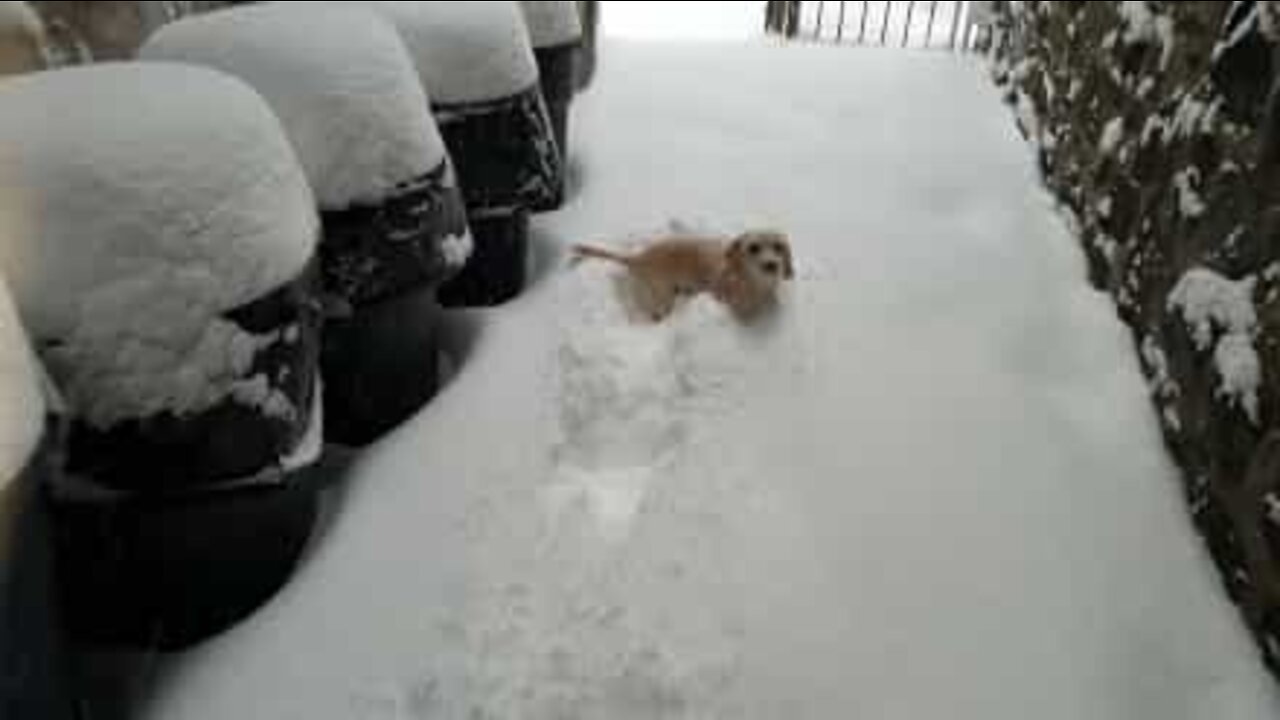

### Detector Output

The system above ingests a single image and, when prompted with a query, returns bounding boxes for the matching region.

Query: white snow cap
[143,4,447,210]
[0,63,317,427]
[358,0,539,105]
[0,277,44,477]
[0,0,46,75]
[519,1,582,48]
[1168,267,1262,423]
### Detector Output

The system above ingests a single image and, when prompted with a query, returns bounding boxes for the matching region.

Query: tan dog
[572,230,793,321]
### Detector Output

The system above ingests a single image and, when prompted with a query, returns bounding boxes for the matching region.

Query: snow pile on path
[143,4,445,211]
[1169,267,1262,423]
[0,277,44,477]
[520,0,581,48]
[358,0,539,104]
[0,63,316,427]
[140,42,1280,720]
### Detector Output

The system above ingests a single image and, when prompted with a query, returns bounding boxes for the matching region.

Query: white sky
[600,1,765,40]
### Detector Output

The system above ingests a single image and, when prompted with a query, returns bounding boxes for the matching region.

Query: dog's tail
[569,244,632,267]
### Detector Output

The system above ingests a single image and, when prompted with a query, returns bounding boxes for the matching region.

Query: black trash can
[0,64,326,649]
[367,0,562,307]
[143,3,473,446]
[0,284,75,720]
[521,0,584,182]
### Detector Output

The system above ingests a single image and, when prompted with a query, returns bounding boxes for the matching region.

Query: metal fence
[766,1,997,52]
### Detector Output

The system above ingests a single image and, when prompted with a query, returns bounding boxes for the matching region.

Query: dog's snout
[762,261,781,275]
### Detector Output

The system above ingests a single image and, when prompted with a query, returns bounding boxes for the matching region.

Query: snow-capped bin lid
[0,1,47,75]
[141,4,447,211]
[0,275,44,482]
[519,0,581,49]
[359,0,540,105]
[0,62,317,430]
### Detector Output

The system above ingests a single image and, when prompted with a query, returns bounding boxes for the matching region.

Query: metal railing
[767,1,997,52]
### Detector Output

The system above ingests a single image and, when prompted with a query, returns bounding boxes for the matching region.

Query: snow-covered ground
[601,1,763,40]
[141,41,1280,719]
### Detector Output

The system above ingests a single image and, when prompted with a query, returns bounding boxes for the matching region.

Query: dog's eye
[748,244,762,255]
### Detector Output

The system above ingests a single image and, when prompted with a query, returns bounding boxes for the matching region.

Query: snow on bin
[0,63,323,647]
[361,0,562,307]
[0,1,47,75]
[0,278,73,720]
[141,3,472,445]
[520,0,581,186]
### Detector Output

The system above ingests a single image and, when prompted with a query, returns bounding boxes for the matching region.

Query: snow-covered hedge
[0,63,322,488]
[993,0,1280,679]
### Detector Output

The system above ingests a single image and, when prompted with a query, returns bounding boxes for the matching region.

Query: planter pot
[438,210,531,308]
[321,288,444,446]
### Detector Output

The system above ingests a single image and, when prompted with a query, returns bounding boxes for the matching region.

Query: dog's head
[728,230,793,285]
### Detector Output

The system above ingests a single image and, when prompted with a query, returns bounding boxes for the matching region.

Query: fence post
[925,1,939,47]
[949,0,964,49]
[785,0,801,36]
[903,1,916,47]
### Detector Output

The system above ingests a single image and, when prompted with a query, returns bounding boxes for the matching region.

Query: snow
[1214,1,1261,62]
[1118,1,1175,70]
[350,0,539,104]
[1173,167,1207,219]
[1097,195,1114,219]
[141,4,446,211]
[439,232,474,269]
[1168,268,1262,424]
[139,42,1280,719]
[0,63,317,428]
[520,0,581,48]
[1099,116,1125,155]
[604,1,761,41]
[1263,2,1280,42]
[1167,95,1219,141]
[0,276,44,477]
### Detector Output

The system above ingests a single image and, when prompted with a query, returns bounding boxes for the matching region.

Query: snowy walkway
[143,43,1280,719]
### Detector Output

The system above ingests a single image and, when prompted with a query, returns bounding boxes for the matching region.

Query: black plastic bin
[433,87,561,306]
[0,286,75,720]
[535,41,577,193]
[521,0,585,189]
[366,0,561,308]
[143,4,475,446]
[0,64,328,648]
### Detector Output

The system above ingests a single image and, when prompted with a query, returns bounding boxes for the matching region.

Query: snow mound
[142,4,446,210]
[520,0,582,48]
[0,63,317,427]
[359,0,539,104]
[0,276,44,477]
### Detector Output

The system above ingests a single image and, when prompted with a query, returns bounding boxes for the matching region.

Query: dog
[571,230,793,321]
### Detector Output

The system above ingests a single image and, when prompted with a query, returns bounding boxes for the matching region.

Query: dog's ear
[726,236,748,266]
[779,238,795,279]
